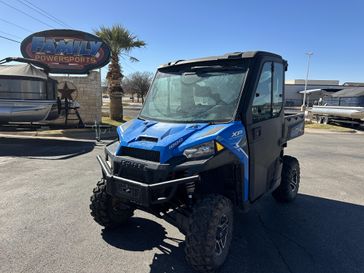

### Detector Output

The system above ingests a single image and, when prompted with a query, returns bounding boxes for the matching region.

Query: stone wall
[51,71,102,125]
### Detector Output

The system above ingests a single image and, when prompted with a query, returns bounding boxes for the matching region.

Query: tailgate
[283,113,305,143]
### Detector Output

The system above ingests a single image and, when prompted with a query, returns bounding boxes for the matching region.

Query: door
[248,61,284,201]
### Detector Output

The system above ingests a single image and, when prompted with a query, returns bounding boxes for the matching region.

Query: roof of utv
[159,51,284,68]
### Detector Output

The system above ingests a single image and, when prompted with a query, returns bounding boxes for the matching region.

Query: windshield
[139,67,247,123]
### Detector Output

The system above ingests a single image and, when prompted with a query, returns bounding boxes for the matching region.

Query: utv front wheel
[272,155,300,202]
[90,179,134,228]
[185,195,233,272]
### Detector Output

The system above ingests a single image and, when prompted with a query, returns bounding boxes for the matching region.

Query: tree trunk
[107,54,123,121]
[110,95,123,121]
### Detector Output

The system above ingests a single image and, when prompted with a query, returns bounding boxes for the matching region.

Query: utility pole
[301,51,313,111]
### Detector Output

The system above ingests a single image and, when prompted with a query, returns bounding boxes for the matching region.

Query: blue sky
[0,0,363,83]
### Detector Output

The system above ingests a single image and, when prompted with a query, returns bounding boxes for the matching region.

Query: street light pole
[301,51,313,111]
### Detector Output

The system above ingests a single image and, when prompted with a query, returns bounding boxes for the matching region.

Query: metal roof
[331,87,364,97]
[298,88,341,95]
[298,88,323,94]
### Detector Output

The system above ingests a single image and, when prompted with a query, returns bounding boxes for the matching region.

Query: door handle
[253,126,262,140]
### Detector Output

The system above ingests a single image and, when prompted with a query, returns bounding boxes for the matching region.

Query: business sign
[20,29,111,74]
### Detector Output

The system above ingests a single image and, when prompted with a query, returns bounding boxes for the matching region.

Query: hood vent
[137,136,158,142]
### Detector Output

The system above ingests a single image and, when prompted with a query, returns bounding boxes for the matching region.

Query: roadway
[0,132,363,273]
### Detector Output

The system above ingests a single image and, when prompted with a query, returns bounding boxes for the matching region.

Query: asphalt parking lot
[0,132,363,273]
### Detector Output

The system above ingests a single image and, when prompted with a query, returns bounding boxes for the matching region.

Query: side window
[252,62,272,122]
[272,63,283,116]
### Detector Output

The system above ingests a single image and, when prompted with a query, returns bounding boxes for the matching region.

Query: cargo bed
[282,113,305,144]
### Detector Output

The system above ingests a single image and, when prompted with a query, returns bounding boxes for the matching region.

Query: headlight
[183,141,215,159]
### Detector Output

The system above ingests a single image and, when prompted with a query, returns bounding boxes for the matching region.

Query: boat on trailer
[311,87,364,126]
[0,57,59,123]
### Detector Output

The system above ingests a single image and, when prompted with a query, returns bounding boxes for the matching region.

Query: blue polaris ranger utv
[90,51,304,272]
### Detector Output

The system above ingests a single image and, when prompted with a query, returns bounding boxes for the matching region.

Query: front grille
[121,147,160,162]
[113,159,168,184]
[117,165,148,182]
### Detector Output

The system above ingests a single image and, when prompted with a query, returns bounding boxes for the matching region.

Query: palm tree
[95,25,146,121]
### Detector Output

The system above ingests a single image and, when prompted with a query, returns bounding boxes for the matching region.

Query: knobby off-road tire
[185,194,234,272]
[90,179,134,228]
[272,155,300,202]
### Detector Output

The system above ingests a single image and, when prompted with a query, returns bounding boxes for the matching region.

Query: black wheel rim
[290,170,298,192]
[215,214,229,256]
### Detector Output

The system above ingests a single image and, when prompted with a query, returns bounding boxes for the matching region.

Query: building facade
[285,79,341,106]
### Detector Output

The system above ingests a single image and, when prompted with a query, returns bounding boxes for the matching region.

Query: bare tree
[126,72,153,103]
[122,77,135,101]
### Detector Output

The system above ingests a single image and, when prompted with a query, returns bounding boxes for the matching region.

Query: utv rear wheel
[185,195,233,272]
[272,155,300,202]
[90,179,134,228]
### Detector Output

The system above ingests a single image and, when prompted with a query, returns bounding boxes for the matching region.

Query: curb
[0,129,117,141]
[304,128,362,134]
[123,107,142,110]
[0,133,96,142]
[1,127,361,141]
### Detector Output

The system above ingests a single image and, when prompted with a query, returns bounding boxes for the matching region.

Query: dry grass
[305,122,355,132]
[101,116,132,127]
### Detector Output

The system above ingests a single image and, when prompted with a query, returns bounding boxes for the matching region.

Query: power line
[0,0,56,28]
[16,0,70,28]
[0,18,33,33]
[120,56,138,72]
[22,0,71,28]
[123,62,138,72]
[0,35,20,43]
[0,30,22,40]
[21,0,70,27]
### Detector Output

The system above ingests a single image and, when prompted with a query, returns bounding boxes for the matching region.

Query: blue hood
[116,118,242,163]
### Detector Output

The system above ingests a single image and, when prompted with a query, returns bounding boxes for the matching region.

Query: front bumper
[97,155,200,207]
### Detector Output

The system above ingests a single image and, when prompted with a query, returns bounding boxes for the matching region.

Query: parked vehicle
[90,51,304,272]
[0,57,59,123]
[312,87,364,126]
